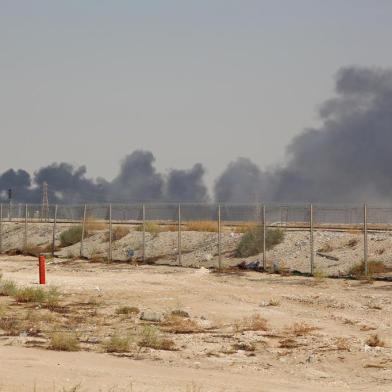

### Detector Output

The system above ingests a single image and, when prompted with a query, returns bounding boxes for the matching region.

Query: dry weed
[138,325,176,350]
[102,334,132,353]
[115,306,140,316]
[286,322,319,336]
[279,338,301,349]
[161,314,204,334]
[49,332,80,351]
[335,337,351,351]
[234,314,268,332]
[185,221,218,232]
[366,334,385,348]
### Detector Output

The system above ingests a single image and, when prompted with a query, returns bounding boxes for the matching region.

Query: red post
[39,255,46,285]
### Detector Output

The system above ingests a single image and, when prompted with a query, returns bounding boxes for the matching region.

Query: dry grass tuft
[234,314,268,333]
[138,325,176,350]
[115,306,140,316]
[286,322,319,336]
[111,226,130,241]
[136,222,162,236]
[49,332,80,351]
[185,221,218,232]
[366,334,385,348]
[85,218,106,231]
[15,286,46,303]
[102,334,132,353]
[23,244,45,257]
[232,342,256,351]
[279,338,300,349]
[0,316,22,336]
[335,337,351,351]
[161,315,204,334]
[349,260,387,277]
[0,279,18,296]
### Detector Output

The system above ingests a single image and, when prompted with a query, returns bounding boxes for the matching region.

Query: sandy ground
[1,255,392,391]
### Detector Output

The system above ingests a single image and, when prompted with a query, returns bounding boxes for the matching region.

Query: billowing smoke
[214,158,270,203]
[2,66,392,204]
[0,150,209,203]
[109,151,165,202]
[215,66,392,203]
[166,163,208,202]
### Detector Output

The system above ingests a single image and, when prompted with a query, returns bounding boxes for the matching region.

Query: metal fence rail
[1,202,391,275]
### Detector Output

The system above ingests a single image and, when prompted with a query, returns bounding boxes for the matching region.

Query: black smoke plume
[215,66,392,203]
[2,66,391,204]
[0,150,209,203]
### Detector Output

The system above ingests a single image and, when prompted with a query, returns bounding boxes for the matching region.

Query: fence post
[0,204,3,254]
[218,204,222,270]
[80,204,87,258]
[52,204,58,257]
[24,203,28,251]
[142,204,146,262]
[364,203,368,276]
[310,203,314,276]
[262,204,266,270]
[108,204,112,262]
[178,203,182,266]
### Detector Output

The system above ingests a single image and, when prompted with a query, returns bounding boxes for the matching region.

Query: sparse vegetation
[349,260,387,277]
[60,226,84,247]
[234,314,268,332]
[15,286,46,303]
[366,334,385,348]
[279,338,300,349]
[335,337,351,351]
[0,279,17,296]
[115,306,140,316]
[23,244,45,256]
[138,325,176,350]
[232,342,256,351]
[286,321,319,336]
[160,314,204,334]
[313,269,327,282]
[85,217,106,231]
[185,221,218,232]
[136,222,162,237]
[49,332,80,351]
[236,226,284,257]
[0,316,22,336]
[111,226,130,241]
[102,334,132,353]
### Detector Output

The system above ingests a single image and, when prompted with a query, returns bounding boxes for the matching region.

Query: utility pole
[41,182,49,222]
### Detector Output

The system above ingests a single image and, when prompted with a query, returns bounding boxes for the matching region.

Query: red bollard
[38,255,46,285]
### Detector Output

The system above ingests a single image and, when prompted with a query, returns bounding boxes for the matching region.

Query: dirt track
[1,255,392,391]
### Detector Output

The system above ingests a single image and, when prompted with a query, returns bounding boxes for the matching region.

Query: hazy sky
[1,0,392,188]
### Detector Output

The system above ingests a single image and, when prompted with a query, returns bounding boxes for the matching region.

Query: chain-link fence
[1,202,391,276]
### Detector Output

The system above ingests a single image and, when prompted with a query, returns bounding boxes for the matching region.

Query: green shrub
[60,226,84,247]
[236,226,284,257]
